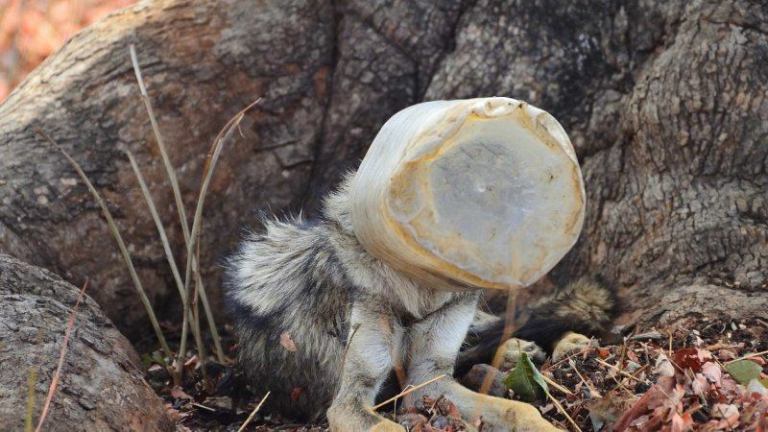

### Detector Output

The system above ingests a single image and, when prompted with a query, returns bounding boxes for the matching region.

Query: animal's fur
[226,173,614,430]
[456,276,616,375]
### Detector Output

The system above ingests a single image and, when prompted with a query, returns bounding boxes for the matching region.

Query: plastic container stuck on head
[351,97,585,290]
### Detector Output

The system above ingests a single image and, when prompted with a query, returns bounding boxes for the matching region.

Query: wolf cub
[226,174,613,431]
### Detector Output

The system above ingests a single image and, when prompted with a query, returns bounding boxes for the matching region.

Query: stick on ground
[34,281,89,432]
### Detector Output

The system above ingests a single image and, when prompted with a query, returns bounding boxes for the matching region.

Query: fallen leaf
[280,332,298,352]
[673,348,709,373]
[171,386,193,401]
[669,412,693,432]
[598,347,611,359]
[504,352,548,402]
[711,403,739,427]
[746,356,767,366]
[725,360,763,385]
[691,373,709,396]
[701,362,722,386]
[654,353,675,377]
[747,379,768,396]
[717,349,738,361]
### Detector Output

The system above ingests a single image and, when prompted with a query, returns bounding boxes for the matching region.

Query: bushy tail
[514,276,617,351]
[456,276,617,374]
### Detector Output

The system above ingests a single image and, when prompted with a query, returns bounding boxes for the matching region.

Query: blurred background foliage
[0,0,134,101]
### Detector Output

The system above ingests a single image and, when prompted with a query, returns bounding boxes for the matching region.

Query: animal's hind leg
[404,294,561,432]
[327,302,405,432]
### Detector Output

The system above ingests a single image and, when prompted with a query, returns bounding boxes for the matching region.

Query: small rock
[431,415,450,429]
[460,364,507,397]
[397,412,428,430]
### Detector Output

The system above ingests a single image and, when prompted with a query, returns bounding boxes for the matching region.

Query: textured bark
[0,0,334,338]
[0,0,766,340]
[0,254,172,432]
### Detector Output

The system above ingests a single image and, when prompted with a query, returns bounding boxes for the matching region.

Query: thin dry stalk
[38,130,172,359]
[237,391,271,432]
[593,358,649,385]
[479,286,520,395]
[193,242,209,381]
[123,148,201,382]
[568,358,602,398]
[541,374,573,396]
[546,391,582,432]
[25,368,37,432]
[129,45,198,365]
[181,98,262,362]
[34,281,88,432]
[128,45,189,239]
[193,254,222,362]
[725,349,768,365]
[372,374,447,411]
[191,403,216,412]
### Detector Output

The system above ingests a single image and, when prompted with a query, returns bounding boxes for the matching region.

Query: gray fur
[226,174,459,420]
[226,173,613,429]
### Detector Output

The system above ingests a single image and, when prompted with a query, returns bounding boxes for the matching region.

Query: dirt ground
[143,317,768,431]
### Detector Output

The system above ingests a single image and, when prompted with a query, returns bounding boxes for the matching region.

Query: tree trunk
[0,0,334,338]
[0,254,172,432]
[0,0,766,340]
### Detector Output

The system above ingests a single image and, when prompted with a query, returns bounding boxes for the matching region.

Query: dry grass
[36,46,263,392]
[129,44,201,369]
[123,147,200,385]
[180,96,262,363]
[24,368,37,432]
[237,391,271,432]
[33,280,89,432]
[128,45,263,367]
[37,128,173,360]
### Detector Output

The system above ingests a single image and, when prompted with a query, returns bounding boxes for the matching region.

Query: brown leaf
[654,353,675,377]
[701,362,722,386]
[717,348,738,361]
[184,354,199,368]
[673,347,711,373]
[691,373,710,396]
[669,412,693,432]
[171,385,193,401]
[280,332,298,352]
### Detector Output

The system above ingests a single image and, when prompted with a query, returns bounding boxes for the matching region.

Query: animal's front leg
[327,302,405,432]
[405,294,561,432]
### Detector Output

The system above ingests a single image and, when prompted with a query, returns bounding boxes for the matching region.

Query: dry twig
[123,148,203,383]
[38,129,172,359]
[373,374,447,411]
[129,44,208,364]
[237,391,271,432]
[181,98,262,362]
[34,281,89,432]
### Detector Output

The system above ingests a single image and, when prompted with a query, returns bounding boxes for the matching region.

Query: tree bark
[0,0,334,338]
[0,254,172,432]
[0,0,766,339]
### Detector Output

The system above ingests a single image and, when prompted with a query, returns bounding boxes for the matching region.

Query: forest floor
[144,316,768,432]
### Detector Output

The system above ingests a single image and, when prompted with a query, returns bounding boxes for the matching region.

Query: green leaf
[504,352,549,402]
[725,360,763,385]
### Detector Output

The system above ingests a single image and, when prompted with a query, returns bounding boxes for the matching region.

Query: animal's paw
[552,332,594,361]
[498,337,546,371]
[328,404,405,432]
[370,420,407,432]
[459,390,563,432]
